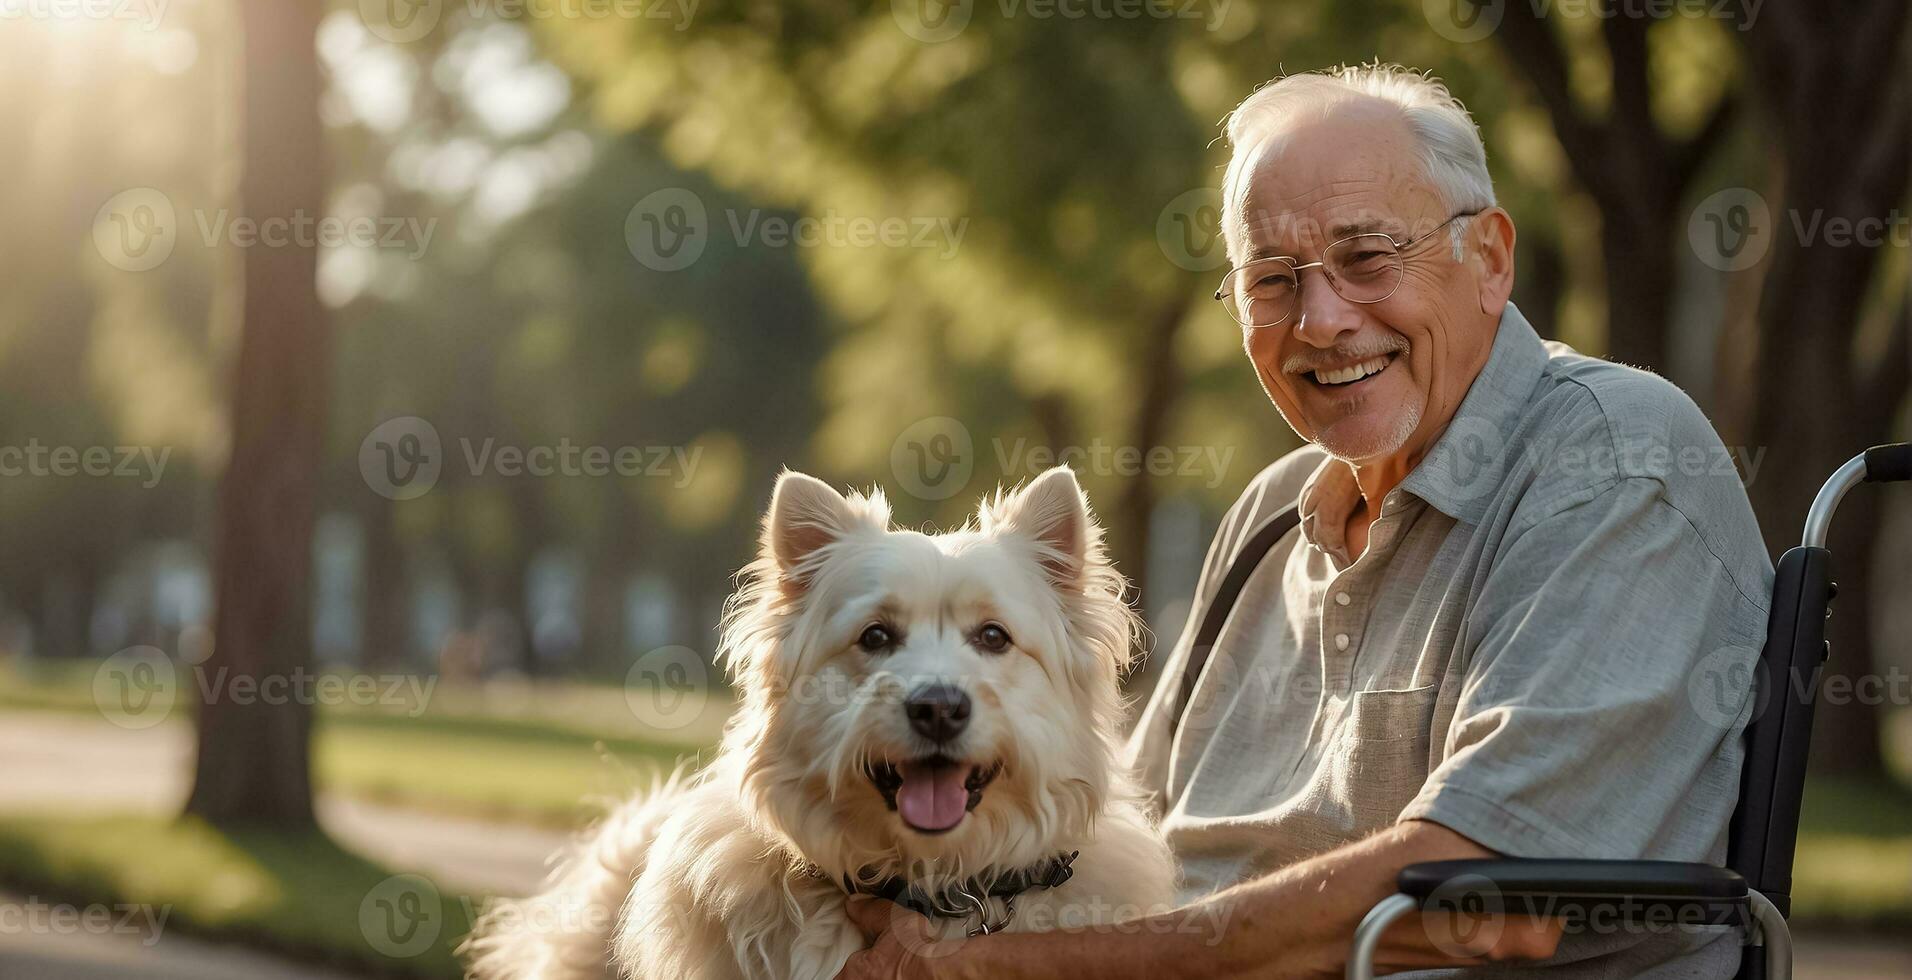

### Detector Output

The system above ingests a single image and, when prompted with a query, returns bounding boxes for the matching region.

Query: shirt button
[1334,592,1351,606]
[1334,633,1351,651]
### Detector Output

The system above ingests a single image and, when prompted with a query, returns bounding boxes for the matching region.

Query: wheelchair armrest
[1351,862,1790,980]
[1398,859,1749,925]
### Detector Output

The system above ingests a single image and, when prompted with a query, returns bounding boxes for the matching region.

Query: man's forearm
[930,921,1226,980]
[931,821,1556,980]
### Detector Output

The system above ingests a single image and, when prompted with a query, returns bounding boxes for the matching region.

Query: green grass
[315,708,710,826]
[0,814,475,979]
[0,656,98,713]
[1791,776,1912,927]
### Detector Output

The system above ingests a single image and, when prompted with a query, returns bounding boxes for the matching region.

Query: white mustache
[1283,340,1409,375]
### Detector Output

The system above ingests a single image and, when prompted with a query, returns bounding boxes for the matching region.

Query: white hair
[1220,64,1497,264]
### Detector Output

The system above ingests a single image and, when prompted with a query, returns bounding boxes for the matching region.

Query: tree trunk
[584,561,629,674]
[1110,291,1194,611]
[1739,0,1910,776]
[1597,209,1675,371]
[1746,267,1891,778]
[359,491,408,669]
[1494,4,1737,377]
[1745,215,1904,777]
[41,566,96,658]
[508,476,551,672]
[1512,235,1566,342]
[184,0,329,830]
[585,478,643,673]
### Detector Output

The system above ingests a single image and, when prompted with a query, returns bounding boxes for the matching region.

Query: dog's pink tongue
[896,762,968,831]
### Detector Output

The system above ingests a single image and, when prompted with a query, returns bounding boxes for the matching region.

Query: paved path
[0,712,570,897]
[0,903,368,980]
[1,710,1906,978]
[1796,935,1912,977]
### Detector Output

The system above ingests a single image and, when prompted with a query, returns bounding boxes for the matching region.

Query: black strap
[842,850,1080,919]
[1171,504,1302,725]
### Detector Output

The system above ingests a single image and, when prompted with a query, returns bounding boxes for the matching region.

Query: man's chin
[1308,409,1421,463]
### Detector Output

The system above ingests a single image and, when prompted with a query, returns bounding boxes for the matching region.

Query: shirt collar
[1297,303,1549,545]
[1401,302,1549,525]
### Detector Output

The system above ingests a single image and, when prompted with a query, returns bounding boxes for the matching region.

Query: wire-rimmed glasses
[1215,210,1484,328]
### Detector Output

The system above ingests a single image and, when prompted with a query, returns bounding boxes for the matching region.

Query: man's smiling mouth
[1300,350,1401,388]
[866,756,1002,834]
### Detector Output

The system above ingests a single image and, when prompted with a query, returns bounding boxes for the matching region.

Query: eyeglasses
[1214,210,1484,329]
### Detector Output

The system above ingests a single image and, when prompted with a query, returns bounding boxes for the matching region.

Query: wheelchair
[1345,443,1912,979]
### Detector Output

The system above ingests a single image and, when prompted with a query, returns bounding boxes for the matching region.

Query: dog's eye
[974,623,1012,654]
[857,624,894,652]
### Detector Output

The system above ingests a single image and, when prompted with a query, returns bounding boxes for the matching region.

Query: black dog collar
[842,850,1080,920]
[796,850,1080,930]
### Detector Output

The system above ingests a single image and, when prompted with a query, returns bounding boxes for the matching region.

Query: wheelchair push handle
[1864,443,1912,484]
[1803,443,1911,549]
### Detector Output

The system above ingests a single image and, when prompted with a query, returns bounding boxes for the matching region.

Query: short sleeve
[1400,476,1770,860]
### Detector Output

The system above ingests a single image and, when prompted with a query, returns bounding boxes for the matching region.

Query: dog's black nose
[905,684,971,743]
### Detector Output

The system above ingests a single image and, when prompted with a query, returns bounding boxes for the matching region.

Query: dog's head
[717,466,1140,878]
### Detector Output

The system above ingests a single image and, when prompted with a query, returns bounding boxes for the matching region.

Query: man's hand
[836,896,964,980]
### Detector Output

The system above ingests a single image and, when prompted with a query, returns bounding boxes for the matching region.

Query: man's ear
[762,471,882,597]
[1473,207,1517,317]
[983,466,1093,588]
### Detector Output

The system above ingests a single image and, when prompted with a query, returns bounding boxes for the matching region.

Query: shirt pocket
[1344,684,1440,742]
[1323,684,1441,833]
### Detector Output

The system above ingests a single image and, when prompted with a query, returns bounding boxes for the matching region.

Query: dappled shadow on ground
[0,815,474,980]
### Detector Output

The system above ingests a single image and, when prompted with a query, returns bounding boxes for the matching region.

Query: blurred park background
[0,0,1909,976]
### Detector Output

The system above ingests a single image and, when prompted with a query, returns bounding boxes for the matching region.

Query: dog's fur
[463,466,1177,979]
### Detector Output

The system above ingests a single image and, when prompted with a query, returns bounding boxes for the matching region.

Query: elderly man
[841,64,1772,978]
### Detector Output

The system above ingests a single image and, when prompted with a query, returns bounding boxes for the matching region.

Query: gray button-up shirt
[1127,304,1774,977]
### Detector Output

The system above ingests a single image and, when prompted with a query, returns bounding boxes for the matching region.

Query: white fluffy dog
[464,466,1176,979]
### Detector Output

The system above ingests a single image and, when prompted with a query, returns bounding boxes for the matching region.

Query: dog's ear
[762,470,884,596]
[985,465,1092,587]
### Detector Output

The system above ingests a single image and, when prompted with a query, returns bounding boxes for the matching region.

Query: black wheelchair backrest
[1726,545,1831,918]
[1727,443,1912,917]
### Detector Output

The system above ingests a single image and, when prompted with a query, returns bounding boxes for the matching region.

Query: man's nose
[1292,266,1363,347]
[905,684,971,743]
